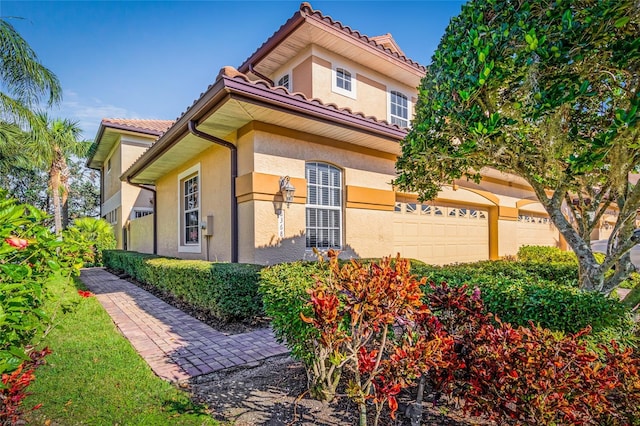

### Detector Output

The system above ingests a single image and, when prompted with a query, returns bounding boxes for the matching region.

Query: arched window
[306,162,342,249]
[390,90,408,127]
[277,74,290,90]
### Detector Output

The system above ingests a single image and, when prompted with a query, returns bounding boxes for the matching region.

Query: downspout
[125,178,157,255]
[248,64,274,86]
[187,120,239,263]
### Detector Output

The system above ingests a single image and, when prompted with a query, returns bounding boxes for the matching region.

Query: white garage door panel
[516,214,558,247]
[393,203,489,265]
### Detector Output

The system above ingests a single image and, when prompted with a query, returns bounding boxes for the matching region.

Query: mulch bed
[107,268,493,425]
[188,355,493,425]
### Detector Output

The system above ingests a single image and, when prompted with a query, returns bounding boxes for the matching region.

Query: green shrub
[619,272,640,290]
[62,217,116,266]
[103,250,262,321]
[622,284,640,311]
[0,189,82,374]
[259,261,326,364]
[414,261,629,334]
[517,245,578,264]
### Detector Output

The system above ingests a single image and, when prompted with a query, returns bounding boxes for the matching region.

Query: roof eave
[238,2,425,76]
[238,10,305,74]
[121,78,229,182]
[122,72,407,184]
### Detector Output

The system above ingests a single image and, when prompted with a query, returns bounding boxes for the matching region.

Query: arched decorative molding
[516,198,539,209]
[459,187,500,206]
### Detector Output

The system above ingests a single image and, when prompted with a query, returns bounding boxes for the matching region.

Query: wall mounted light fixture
[279,176,296,207]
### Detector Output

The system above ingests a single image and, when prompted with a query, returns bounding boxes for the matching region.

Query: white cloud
[51,91,139,140]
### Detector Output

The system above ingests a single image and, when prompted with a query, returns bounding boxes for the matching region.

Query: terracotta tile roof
[123,65,407,182]
[239,2,426,74]
[170,66,406,134]
[299,3,425,70]
[229,66,405,129]
[101,118,174,136]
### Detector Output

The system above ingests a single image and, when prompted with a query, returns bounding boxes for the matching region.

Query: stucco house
[88,2,588,265]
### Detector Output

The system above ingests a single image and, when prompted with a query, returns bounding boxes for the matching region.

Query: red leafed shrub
[0,347,51,425]
[302,251,449,426]
[421,283,491,397]
[423,283,640,425]
[464,322,640,425]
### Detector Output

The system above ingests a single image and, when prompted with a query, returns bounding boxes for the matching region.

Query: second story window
[332,65,356,99]
[390,91,409,127]
[336,68,351,92]
[277,74,290,90]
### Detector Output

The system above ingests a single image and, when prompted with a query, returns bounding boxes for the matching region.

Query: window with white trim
[336,68,351,91]
[182,174,199,245]
[306,162,342,249]
[105,208,118,224]
[277,74,290,90]
[390,90,409,127]
[331,65,356,98]
[132,208,153,219]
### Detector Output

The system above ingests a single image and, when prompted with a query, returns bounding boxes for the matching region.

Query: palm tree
[0,18,61,125]
[25,112,90,234]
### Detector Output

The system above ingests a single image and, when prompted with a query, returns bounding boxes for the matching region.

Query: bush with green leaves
[517,245,578,264]
[259,261,327,364]
[62,217,116,266]
[414,262,630,336]
[0,189,83,375]
[103,250,263,321]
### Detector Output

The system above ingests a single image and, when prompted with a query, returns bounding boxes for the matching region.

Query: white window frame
[388,89,410,128]
[177,164,201,253]
[276,73,291,90]
[131,207,153,220]
[305,162,343,250]
[331,64,356,99]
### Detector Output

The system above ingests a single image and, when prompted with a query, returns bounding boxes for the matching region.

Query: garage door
[393,202,489,265]
[516,213,559,248]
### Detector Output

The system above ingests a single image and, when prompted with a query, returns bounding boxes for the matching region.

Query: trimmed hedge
[103,250,263,321]
[259,261,327,364]
[412,261,629,334]
[517,245,578,264]
[260,257,630,337]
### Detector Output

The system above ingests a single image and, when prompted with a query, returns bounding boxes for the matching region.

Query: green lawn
[24,273,216,425]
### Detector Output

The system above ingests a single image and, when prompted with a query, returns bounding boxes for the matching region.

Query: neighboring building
[88,2,573,265]
[87,118,173,250]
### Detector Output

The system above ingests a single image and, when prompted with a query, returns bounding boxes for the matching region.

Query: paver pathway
[80,268,288,382]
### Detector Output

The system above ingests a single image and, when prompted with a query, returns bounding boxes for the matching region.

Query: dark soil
[187,355,493,426]
[108,269,269,334]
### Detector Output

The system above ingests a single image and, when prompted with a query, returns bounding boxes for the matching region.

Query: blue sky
[2,1,465,139]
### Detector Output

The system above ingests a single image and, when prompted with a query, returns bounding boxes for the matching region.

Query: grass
[23,273,216,425]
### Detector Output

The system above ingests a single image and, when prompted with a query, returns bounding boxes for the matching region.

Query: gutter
[125,178,158,255]
[187,120,238,263]
[248,64,273,86]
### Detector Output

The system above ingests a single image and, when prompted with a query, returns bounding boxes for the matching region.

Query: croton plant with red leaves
[302,251,449,426]
[0,347,51,425]
[422,281,640,425]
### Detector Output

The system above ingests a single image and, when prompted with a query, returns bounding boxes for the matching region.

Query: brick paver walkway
[80,268,288,382]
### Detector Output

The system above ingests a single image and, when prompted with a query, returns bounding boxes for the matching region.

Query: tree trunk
[50,169,63,235]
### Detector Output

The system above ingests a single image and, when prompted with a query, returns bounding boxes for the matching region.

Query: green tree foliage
[24,113,91,234]
[396,0,640,293]
[0,18,61,125]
